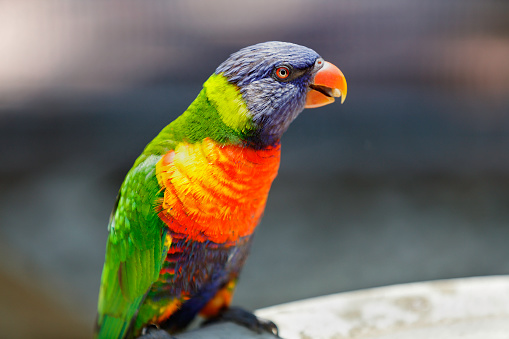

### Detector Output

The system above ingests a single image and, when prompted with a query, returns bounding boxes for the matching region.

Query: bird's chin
[305,86,337,108]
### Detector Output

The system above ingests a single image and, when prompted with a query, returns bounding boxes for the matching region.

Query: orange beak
[305,61,347,108]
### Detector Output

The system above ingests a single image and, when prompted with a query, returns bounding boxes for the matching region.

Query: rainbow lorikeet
[95,41,347,338]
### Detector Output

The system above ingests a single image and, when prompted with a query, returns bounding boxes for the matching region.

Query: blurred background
[1,0,509,338]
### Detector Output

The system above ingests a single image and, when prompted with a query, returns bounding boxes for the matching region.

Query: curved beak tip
[339,89,347,104]
[330,88,347,104]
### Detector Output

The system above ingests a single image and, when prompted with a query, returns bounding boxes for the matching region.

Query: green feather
[138,74,253,163]
[95,74,250,338]
[204,74,253,132]
[96,155,166,338]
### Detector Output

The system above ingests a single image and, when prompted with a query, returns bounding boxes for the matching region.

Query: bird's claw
[202,306,279,337]
[137,324,177,339]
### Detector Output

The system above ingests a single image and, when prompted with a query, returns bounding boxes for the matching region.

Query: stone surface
[256,276,509,339]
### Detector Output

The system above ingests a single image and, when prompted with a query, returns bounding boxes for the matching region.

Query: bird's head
[214,41,347,148]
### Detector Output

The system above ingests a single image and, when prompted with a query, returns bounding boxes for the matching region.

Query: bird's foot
[137,324,177,339]
[202,306,279,337]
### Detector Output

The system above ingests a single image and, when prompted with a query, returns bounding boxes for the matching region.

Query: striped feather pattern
[155,137,281,244]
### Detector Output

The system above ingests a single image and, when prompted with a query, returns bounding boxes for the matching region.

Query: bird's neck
[140,75,280,165]
[161,74,253,146]
[171,74,282,149]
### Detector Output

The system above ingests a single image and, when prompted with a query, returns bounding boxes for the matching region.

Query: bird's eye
[275,66,290,80]
[315,58,324,68]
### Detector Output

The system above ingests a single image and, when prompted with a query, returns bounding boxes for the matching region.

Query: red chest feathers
[155,138,281,243]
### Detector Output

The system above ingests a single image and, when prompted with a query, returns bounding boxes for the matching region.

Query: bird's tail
[94,313,131,339]
[94,271,145,339]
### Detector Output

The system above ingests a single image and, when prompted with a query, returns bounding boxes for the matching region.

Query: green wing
[95,154,170,339]
[94,81,229,338]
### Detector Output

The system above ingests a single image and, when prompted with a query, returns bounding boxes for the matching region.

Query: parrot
[95,41,347,339]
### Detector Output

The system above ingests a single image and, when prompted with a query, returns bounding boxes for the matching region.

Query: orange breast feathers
[155,138,281,244]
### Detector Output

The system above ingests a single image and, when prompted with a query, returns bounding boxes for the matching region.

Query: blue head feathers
[215,41,324,147]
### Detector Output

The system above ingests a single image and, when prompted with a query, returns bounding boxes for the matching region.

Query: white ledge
[256,275,509,339]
